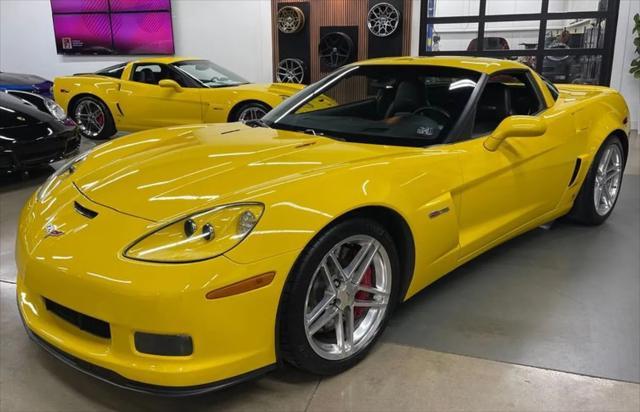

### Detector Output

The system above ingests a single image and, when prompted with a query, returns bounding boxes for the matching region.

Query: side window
[131,64,185,86]
[96,64,125,79]
[473,71,543,136]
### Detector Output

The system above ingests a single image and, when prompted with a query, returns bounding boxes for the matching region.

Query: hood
[0,72,49,86]
[0,92,53,126]
[73,124,405,222]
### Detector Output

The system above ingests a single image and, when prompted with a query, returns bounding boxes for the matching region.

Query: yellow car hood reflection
[74,124,411,222]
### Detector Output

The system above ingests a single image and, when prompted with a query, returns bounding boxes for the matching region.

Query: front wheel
[569,135,625,225]
[279,218,400,375]
[71,96,116,140]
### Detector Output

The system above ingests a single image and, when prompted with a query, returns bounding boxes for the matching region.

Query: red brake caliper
[96,113,104,126]
[354,266,373,319]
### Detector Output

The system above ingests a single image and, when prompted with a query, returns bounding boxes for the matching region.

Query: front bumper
[1,126,80,172]
[16,190,300,392]
[19,307,276,396]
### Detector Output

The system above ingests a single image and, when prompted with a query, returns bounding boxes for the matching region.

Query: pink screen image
[111,12,174,55]
[109,0,171,12]
[50,0,109,13]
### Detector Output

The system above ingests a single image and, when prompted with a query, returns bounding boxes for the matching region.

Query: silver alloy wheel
[74,99,105,137]
[594,143,623,216]
[367,3,400,37]
[237,105,267,123]
[304,235,392,360]
[277,58,305,84]
[278,6,305,34]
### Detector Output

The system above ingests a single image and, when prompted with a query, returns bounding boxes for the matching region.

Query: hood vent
[74,201,98,219]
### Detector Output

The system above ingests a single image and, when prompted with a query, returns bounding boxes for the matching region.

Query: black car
[1,91,80,175]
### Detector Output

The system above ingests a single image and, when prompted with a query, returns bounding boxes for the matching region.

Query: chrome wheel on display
[594,143,623,216]
[277,58,305,84]
[367,2,400,37]
[278,6,305,34]
[74,99,105,138]
[304,235,392,360]
[237,105,268,123]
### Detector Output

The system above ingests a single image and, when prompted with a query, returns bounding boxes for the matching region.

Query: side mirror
[483,116,547,152]
[158,79,182,92]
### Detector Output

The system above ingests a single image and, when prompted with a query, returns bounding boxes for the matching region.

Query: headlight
[36,151,88,203]
[44,98,66,121]
[124,203,264,263]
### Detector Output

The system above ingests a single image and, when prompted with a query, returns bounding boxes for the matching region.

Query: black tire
[229,101,271,123]
[568,135,626,225]
[69,96,116,140]
[279,218,401,375]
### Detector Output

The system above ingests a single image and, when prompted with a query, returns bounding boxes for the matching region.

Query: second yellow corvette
[18,57,629,395]
[53,57,306,140]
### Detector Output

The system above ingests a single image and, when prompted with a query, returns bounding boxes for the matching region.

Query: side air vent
[568,158,582,187]
[74,201,98,219]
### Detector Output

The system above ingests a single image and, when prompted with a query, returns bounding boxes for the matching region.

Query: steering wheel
[413,106,451,123]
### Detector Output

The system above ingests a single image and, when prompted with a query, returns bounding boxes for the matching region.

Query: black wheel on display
[319,32,354,70]
[69,95,116,140]
[279,218,400,375]
[568,135,626,225]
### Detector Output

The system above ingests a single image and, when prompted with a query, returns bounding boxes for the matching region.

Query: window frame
[450,68,547,142]
[128,63,200,88]
[419,0,620,85]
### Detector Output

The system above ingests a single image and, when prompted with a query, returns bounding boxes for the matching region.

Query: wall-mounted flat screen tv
[50,0,174,55]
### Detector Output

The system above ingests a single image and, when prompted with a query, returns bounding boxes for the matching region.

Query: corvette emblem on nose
[45,224,64,238]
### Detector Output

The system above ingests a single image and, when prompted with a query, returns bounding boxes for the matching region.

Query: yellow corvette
[53,57,306,140]
[17,57,630,395]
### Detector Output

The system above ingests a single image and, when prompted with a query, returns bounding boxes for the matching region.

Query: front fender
[225,148,464,298]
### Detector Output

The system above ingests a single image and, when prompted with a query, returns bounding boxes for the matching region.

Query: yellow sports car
[17,57,630,395]
[53,57,306,140]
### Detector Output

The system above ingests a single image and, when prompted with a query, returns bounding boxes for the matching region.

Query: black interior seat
[134,68,157,84]
[385,80,425,118]
[474,82,512,135]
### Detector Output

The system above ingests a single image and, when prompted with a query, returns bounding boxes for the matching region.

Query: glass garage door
[419,0,619,85]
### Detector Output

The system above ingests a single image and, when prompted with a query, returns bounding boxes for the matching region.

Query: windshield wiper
[245,118,271,128]
[303,128,324,136]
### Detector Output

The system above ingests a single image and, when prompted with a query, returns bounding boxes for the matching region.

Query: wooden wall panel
[273,0,413,84]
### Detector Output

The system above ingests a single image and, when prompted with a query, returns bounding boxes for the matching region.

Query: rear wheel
[280,218,400,375]
[569,135,625,225]
[230,102,270,123]
[71,96,116,140]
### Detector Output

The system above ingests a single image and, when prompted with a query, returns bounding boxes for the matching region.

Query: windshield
[172,60,248,88]
[263,65,481,147]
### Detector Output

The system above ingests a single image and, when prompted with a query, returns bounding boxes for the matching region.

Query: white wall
[610,0,640,130]
[0,0,273,83]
